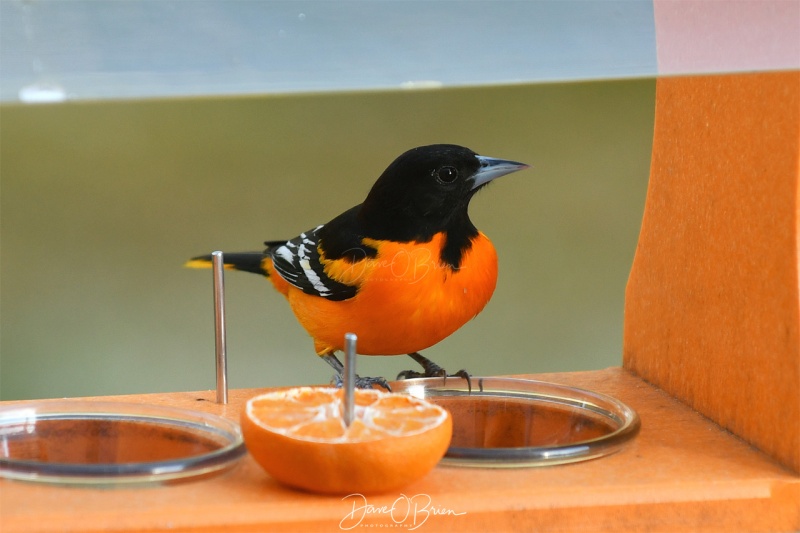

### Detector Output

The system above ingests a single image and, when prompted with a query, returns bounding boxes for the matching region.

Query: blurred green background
[1,79,654,400]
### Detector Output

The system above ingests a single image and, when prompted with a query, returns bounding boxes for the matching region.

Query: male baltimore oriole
[187,144,528,389]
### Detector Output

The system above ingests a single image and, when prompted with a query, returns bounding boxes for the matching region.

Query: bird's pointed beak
[471,156,530,190]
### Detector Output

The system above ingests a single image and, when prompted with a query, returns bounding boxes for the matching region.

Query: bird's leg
[322,353,391,391]
[396,352,472,391]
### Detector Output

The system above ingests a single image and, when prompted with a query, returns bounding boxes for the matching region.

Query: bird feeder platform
[1,368,797,532]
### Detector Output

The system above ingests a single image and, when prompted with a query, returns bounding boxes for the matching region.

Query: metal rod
[343,333,357,427]
[211,251,228,405]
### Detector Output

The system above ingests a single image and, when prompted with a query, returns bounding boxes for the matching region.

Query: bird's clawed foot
[322,353,391,391]
[396,352,472,391]
[331,373,391,391]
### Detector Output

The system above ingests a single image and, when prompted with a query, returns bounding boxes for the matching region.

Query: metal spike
[211,251,228,404]
[343,333,357,426]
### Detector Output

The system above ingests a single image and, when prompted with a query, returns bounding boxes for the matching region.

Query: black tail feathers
[185,252,268,276]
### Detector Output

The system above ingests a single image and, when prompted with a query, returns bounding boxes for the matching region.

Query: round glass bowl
[0,400,246,486]
[391,376,640,467]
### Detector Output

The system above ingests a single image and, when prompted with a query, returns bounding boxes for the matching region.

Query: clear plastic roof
[1,0,796,104]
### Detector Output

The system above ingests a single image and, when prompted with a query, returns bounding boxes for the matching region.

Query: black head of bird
[358,144,528,243]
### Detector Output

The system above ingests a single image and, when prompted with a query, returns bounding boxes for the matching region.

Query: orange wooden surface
[1,369,798,533]
[624,71,800,473]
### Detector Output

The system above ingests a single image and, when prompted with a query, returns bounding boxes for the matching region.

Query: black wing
[265,206,380,301]
[266,225,359,301]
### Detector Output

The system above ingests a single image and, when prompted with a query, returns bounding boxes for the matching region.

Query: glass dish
[0,400,246,486]
[391,376,640,467]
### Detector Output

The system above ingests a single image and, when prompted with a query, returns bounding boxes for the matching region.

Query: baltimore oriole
[187,144,528,389]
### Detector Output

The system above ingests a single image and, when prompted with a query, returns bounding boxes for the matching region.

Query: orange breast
[267,233,498,356]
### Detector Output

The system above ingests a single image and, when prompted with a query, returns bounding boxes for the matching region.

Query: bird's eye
[435,166,459,184]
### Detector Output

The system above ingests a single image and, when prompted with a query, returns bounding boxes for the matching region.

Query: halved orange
[241,387,452,494]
